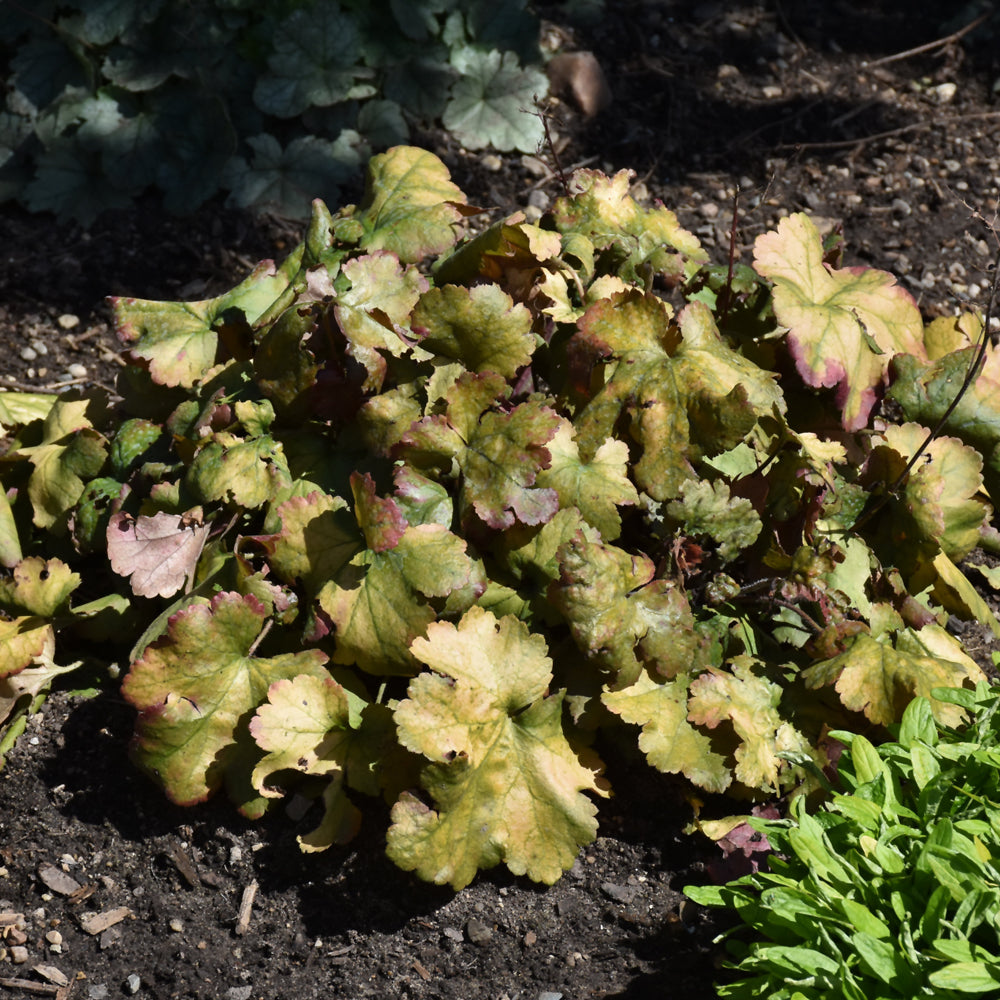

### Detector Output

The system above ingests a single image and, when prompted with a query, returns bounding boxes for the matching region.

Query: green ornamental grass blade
[753,212,925,431]
[929,962,1000,993]
[387,607,606,888]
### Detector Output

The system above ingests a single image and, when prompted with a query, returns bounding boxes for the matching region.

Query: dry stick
[777,111,1000,153]
[860,10,991,69]
[744,10,991,147]
[235,879,259,936]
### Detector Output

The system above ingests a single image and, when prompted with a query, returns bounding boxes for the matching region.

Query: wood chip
[38,865,83,897]
[411,960,431,982]
[234,880,258,936]
[0,978,60,995]
[166,839,202,888]
[32,966,69,987]
[78,907,132,936]
[0,914,22,928]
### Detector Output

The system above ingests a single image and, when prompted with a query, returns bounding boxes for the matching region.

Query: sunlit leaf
[803,631,981,727]
[753,212,925,431]
[387,606,605,888]
[604,670,730,792]
[355,146,467,262]
[688,657,811,791]
[122,592,330,805]
[571,292,783,500]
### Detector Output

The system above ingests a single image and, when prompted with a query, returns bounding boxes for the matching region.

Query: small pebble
[125,973,141,994]
[600,881,637,904]
[528,189,550,211]
[538,993,564,1000]
[169,918,183,932]
[87,987,109,1000]
[465,917,493,945]
[30,339,47,355]
[224,988,253,1000]
[10,945,28,963]
[67,363,88,379]
[698,202,719,219]
[57,313,80,329]
[19,347,37,362]
[481,154,503,171]
[442,926,464,944]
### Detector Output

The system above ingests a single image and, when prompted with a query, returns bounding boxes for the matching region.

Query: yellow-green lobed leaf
[387,607,605,888]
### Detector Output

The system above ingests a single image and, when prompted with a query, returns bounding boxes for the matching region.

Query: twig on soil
[861,11,991,69]
[776,111,1000,152]
[235,879,258,936]
[0,978,60,995]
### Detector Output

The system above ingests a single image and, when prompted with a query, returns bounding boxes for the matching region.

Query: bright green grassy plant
[686,681,1000,999]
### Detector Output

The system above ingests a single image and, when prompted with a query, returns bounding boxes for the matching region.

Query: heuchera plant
[686,683,1000,999]
[1,146,999,888]
[0,0,548,224]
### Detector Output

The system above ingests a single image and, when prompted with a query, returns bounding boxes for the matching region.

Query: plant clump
[1,145,999,889]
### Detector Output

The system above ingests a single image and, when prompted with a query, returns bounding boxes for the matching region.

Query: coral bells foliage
[1,146,998,888]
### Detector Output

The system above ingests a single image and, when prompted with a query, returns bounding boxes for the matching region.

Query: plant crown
[0,146,998,888]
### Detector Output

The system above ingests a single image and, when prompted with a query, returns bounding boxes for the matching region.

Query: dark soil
[3,2,1000,998]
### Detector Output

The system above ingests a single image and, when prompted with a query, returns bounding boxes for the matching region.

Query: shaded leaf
[253,6,361,118]
[224,133,361,218]
[443,47,547,153]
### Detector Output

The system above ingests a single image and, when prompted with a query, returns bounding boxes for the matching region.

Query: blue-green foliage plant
[686,681,1000,998]
[0,0,548,225]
